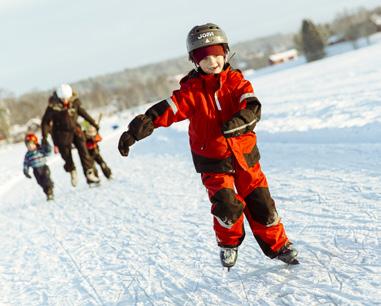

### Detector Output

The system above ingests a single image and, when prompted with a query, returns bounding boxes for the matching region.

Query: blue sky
[0,0,380,95]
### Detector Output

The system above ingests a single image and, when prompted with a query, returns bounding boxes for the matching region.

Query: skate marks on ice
[263,165,381,305]
[0,141,381,304]
[0,171,126,304]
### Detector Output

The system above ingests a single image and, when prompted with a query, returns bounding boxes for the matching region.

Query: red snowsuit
[85,133,102,151]
[140,64,289,258]
[85,133,112,179]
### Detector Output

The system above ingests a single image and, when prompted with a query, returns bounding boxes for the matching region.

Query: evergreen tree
[301,19,326,62]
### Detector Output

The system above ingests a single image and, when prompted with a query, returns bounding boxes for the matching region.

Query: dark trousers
[89,148,112,178]
[33,165,54,194]
[201,162,288,258]
[58,131,95,175]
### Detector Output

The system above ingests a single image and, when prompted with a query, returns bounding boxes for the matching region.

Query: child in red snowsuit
[84,125,112,179]
[118,23,298,268]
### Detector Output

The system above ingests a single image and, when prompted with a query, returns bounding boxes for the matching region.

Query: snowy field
[1,41,381,305]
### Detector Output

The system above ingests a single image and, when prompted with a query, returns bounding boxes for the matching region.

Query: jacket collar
[197,63,231,89]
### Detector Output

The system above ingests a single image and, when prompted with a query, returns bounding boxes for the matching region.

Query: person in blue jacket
[23,132,54,201]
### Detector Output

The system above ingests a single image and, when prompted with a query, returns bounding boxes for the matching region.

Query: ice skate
[277,242,299,265]
[70,169,78,187]
[86,168,100,185]
[220,247,238,271]
[46,188,54,201]
[100,162,112,179]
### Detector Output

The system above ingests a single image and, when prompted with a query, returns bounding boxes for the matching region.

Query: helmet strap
[226,51,236,63]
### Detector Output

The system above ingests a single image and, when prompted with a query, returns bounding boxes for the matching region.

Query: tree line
[0,74,176,142]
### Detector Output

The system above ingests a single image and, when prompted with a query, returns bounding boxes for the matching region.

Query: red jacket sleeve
[221,72,262,137]
[145,87,193,128]
[231,72,256,110]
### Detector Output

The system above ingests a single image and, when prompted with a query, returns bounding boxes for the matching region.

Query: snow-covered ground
[0,41,381,305]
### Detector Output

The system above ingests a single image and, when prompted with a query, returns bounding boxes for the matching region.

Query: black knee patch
[211,188,244,227]
[245,187,279,226]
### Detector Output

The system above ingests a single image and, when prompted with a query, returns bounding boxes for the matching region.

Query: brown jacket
[41,92,97,146]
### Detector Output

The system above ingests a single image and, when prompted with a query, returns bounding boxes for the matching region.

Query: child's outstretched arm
[118,93,191,157]
[23,158,31,179]
[118,114,154,156]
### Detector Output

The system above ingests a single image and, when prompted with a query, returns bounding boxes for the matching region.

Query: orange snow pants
[201,162,289,258]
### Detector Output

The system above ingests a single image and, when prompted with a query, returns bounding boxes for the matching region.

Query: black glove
[23,170,32,179]
[118,114,154,157]
[129,114,154,140]
[222,109,259,138]
[118,131,136,156]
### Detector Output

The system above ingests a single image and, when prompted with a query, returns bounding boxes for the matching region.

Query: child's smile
[199,55,225,74]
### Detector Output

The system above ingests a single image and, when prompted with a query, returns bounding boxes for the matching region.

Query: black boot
[277,242,299,265]
[100,162,112,179]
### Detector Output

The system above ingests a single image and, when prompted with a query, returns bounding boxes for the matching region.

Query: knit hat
[191,45,226,64]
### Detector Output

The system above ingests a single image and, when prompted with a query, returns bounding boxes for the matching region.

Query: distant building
[268,49,298,65]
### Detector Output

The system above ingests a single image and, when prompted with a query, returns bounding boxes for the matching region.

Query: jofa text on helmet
[197,32,215,40]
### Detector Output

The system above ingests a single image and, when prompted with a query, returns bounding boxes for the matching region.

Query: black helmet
[186,23,229,54]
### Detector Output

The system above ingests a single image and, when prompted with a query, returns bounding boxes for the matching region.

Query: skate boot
[100,162,112,179]
[46,188,54,201]
[277,242,299,265]
[86,168,100,185]
[70,169,78,187]
[220,247,238,271]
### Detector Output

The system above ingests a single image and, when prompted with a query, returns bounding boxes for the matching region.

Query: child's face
[199,55,225,74]
[26,142,37,151]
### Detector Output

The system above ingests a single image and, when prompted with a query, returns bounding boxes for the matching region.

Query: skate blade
[288,258,300,265]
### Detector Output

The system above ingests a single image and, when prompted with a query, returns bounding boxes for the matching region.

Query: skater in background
[23,132,54,201]
[118,23,298,269]
[84,124,112,179]
[41,83,100,187]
